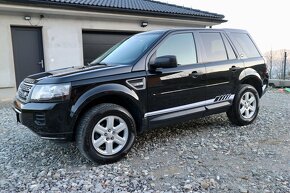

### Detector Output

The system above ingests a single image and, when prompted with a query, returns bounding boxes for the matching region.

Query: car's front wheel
[76,103,136,164]
[227,84,260,126]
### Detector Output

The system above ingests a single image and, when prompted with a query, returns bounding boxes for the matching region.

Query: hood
[27,64,132,84]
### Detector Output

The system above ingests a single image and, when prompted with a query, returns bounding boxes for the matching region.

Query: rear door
[146,32,206,126]
[196,31,244,105]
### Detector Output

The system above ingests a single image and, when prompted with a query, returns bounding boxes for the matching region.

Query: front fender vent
[126,77,146,90]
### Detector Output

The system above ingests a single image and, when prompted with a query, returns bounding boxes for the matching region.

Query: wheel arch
[240,74,263,97]
[70,84,144,139]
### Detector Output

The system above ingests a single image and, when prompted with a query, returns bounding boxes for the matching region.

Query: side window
[156,33,197,65]
[231,33,261,58]
[222,35,237,60]
[200,32,228,63]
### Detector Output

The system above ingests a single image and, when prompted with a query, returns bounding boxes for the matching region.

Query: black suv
[13,29,268,163]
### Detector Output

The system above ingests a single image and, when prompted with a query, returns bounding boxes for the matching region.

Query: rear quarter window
[231,33,261,58]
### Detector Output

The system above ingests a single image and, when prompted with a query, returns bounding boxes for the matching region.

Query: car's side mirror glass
[150,55,178,69]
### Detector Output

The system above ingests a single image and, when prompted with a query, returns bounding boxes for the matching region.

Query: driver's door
[145,32,207,127]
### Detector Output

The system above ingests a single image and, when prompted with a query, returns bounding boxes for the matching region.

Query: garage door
[82,32,135,65]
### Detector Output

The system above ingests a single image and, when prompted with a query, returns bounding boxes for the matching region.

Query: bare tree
[278,50,285,79]
[287,55,290,79]
[264,49,273,78]
[264,49,289,79]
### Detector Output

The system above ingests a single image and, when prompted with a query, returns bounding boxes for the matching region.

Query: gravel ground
[0,90,289,193]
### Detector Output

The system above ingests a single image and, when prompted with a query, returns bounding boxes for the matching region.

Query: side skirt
[145,96,234,130]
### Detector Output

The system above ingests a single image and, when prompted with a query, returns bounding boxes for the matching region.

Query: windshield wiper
[88,62,108,67]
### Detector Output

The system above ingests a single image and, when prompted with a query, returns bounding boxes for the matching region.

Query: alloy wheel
[91,116,129,156]
[239,91,257,119]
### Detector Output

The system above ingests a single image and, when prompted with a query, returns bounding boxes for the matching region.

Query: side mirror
[150,55,178,69]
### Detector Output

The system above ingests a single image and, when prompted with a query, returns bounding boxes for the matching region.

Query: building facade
[0,0,225,100]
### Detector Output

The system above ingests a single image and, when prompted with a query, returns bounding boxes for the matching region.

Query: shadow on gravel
[1,103,233,173]
[134,115,231,150]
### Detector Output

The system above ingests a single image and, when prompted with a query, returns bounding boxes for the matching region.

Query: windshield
[90,33,162,66]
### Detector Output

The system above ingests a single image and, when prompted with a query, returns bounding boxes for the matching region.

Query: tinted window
[222,35,237,60]
[200,32,227,63]
[232,33,260,58]
[90,33,162,66]
[156,33,197,65]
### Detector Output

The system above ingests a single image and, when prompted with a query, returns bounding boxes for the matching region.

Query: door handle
[191,71,202,78]
[230,66,240,72]
[38,60,44,69]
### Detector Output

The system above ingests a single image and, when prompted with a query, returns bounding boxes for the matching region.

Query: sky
[157,0,289,53]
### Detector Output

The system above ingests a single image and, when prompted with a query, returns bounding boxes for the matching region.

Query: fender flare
[239,68,263,84]
[239,68,263,96]
[70,83,140,119]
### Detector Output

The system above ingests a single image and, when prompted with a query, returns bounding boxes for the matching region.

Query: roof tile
[16,0,225,20]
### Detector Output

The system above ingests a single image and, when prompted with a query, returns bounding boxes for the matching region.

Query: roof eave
[2,0,226,24]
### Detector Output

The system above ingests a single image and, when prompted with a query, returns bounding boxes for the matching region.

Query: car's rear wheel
[76,103,136,164]
[227,84,260,126]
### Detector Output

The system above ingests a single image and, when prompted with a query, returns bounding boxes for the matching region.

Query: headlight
[30,83,71,102]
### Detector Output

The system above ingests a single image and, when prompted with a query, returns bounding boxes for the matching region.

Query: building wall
[0,4,217,99]
[0,17,16,88]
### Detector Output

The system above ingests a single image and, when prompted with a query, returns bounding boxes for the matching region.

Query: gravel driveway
[0,91,289,192]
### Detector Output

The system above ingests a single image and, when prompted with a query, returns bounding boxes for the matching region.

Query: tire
[76,103,136,164]
[227,84,260,126]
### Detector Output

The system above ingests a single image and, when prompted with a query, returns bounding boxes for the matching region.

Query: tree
[265,49,273,78]
[264,49,290,79]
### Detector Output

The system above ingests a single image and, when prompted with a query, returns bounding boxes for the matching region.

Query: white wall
[0,18,16,88]
[0,3,220,97]
[42,21,84,70]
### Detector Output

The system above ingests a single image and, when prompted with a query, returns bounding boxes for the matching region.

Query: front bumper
[13,99,74,141]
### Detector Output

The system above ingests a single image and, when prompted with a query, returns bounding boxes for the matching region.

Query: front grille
[24,78,36,84]
[17,79,34,102]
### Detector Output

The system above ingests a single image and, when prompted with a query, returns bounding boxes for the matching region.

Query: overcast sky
[157,0,289,53]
